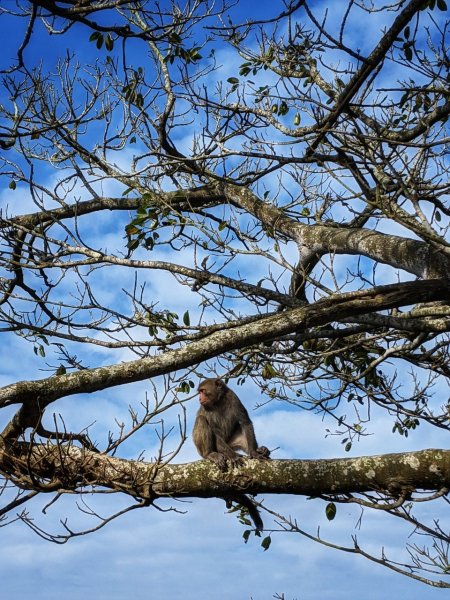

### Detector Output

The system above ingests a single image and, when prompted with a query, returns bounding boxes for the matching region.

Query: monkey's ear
[214,378,225,389]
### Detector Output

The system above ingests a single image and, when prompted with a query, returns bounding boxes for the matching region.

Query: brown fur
[192,378,270,531]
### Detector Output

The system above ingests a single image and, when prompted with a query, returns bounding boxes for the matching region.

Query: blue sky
[0,1,449,598]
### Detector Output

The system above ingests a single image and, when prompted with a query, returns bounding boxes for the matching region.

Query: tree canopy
[0,0,449,590]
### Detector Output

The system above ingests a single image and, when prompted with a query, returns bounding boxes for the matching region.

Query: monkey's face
[198,378,229,410]
[198,379,224,409]
[198,386,212,408]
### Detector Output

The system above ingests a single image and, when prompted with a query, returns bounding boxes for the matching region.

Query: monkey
[192,378,270,531]
[193,378,270,468]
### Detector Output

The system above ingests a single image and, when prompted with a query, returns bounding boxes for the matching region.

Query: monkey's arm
[213,430,244,466]
[192,414,243,469]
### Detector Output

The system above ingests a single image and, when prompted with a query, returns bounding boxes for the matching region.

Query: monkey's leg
[256,446,271,459]
[229,429,270,462]
[246,444,271,460]
[238,422,270,461]
[193,415,229,470]
[212,432,244,468]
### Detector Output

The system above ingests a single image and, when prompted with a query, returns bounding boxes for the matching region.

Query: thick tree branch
[4,184,448,282]
[226,186,450,278]
[2,444,449,499]
[305,0,429,155]
[0,279,448,409]
[0,187,224,231]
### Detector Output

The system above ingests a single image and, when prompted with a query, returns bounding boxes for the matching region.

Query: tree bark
[2,444,449,499]
[1,279,449,409]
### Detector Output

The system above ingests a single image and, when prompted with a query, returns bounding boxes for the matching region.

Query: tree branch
[2,444,449,499]
[1,279,448,408]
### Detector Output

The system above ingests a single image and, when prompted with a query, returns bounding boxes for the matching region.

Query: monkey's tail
[226,494,264,532]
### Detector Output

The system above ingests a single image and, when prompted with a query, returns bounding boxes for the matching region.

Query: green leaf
[89,32,101,42]
[227,77,239,85]
[242,530,251,544]
[437,0,447,9]
[399,91,409,107]
[55,365,67,376]
[278,101,289,116]
[218,221,227,231]
[127,238,140,251]
[9,180,16,190]
[404,44,413,61]
[96,34,104,50]
[261,536,272,551]
[176,381,191,394]
[183,310,190,326]
[435,210,441,222]
[262,363,277,380]
[326,502,336,521]
[168,32,182,45]
[239,66,251,76]
[125,224,140,235]
[229,362,245,377]
[188,47,202,62]
[105,33,114,52]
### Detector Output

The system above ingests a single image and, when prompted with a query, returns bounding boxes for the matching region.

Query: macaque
[193,378,270,468]
[192,378,270,531]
